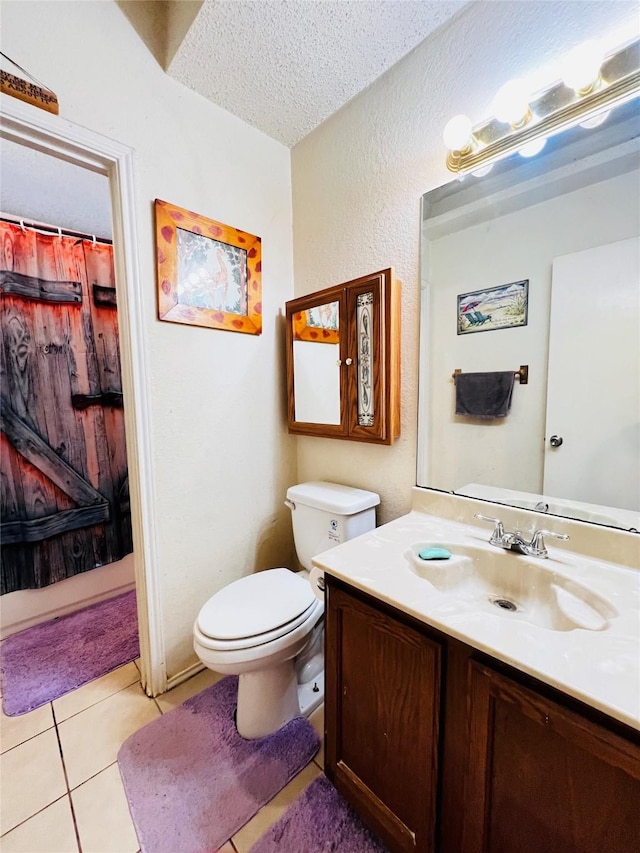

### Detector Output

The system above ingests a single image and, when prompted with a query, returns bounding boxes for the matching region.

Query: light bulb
[580,110,610,129]
[443,114,473,152]
[563,40,604,93]
[493,79,530,126]
[518,138,546,158]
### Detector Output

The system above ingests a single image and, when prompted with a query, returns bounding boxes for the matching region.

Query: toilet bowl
[194,568,324,738]
[193,481,379,738]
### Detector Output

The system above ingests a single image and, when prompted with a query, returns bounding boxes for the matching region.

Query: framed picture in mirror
[457,279,528,335]
[155,199,262,334]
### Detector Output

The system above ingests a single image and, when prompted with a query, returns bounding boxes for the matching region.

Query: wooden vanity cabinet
[325,576,640,853]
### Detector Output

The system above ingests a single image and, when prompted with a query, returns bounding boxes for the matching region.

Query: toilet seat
[196,568,318,649]
[195,599,320,651]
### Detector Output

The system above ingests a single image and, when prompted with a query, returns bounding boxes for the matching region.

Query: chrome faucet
[474,514,569,558]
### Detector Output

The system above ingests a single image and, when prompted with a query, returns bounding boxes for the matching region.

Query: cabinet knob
[345,357,353,366]
[336,359,342,366]
[549,435,563,447]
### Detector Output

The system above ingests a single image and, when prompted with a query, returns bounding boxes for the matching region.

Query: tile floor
[0,663,325,853]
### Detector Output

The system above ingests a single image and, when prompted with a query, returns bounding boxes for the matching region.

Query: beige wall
[290,0,639,525]
[1,0,296,678]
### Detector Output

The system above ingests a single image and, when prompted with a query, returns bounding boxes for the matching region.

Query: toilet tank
[286,481,380,571]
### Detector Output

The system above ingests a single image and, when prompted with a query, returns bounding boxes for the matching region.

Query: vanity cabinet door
[325,578,442,853]
[461,661,640,853]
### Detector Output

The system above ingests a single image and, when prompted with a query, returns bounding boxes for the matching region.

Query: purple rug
[118,675,320,853]
[250,774,388,852]
[0,590,139,716]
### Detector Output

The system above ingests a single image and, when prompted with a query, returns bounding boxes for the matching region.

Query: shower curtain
[0,222,132,593]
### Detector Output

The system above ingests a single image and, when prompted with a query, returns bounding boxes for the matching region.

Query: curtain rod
[0,213,113,245]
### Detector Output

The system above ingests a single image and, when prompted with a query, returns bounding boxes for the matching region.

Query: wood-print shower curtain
[0,222,132,593]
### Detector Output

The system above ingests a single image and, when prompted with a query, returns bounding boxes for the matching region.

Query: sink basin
[406,542,617,632]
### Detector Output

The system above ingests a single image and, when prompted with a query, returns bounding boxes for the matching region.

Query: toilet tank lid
[286,481,380,514]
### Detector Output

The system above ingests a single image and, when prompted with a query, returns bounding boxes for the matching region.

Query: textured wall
[290,0,640,527]
[2,0,296,679]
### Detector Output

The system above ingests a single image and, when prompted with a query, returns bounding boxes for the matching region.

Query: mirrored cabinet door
[286,268,400,445]
[290,294,345,432]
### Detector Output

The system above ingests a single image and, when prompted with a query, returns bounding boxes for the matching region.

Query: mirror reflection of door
[544,237,640,512]
[292,300,341,424]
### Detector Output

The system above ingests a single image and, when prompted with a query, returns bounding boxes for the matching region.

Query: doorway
[1,148,133,600]
[0,98,164,696]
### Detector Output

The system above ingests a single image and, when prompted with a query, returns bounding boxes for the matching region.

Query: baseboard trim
[165,661,206,693]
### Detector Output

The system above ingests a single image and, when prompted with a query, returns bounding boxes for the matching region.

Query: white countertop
[312,508,640,732]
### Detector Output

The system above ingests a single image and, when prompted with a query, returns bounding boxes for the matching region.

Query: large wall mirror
[417,100,640,532]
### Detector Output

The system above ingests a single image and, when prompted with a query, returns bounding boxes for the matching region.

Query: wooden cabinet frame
[285,268,400,444]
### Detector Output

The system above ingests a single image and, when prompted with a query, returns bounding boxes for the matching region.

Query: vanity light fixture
[443,36,640,175]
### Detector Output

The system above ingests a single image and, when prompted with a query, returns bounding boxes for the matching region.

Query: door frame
[0,96,166,696]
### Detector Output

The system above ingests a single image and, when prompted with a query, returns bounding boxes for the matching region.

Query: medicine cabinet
[285,268,400,445]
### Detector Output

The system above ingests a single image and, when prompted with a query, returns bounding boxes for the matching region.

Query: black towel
[454,371,515,419]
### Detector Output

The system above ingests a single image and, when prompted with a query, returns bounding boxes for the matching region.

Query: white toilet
[193,481,379,738]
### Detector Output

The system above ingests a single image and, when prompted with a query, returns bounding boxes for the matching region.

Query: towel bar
[452,365,528,385]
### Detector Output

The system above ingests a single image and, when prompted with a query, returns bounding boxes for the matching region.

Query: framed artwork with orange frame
[154,199,262,335]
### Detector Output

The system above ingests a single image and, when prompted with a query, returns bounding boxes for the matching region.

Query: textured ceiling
[167,0,469,147]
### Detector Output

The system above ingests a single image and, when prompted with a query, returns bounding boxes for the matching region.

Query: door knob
[549,435,563,447]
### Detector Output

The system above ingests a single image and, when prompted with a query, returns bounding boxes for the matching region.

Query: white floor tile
[309,703,325,769]
[231,761,321,853]
[0,796,78,853]
[1,703,55,754]
[57,682,160,789]
[72,762,139,853]
[0,728,67,834]
[53,662,140,722]
[154,667,223,713]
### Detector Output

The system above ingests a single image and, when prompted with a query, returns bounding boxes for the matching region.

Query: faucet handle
[474,513,505,544]
[528,528,570,557]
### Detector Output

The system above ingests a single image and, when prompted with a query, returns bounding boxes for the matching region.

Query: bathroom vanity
[315,490,640,853]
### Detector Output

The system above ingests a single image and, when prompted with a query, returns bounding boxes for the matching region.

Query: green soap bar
[418,547,452,561]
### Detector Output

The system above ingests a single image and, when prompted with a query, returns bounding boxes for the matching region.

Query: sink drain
[492,597,518,612]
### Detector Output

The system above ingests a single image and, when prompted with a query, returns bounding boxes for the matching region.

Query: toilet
[193,481,380,738]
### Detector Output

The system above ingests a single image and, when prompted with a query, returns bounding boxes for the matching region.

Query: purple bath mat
[118,675,320,853]
[250,774,388,852]
[1,589,139,716]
